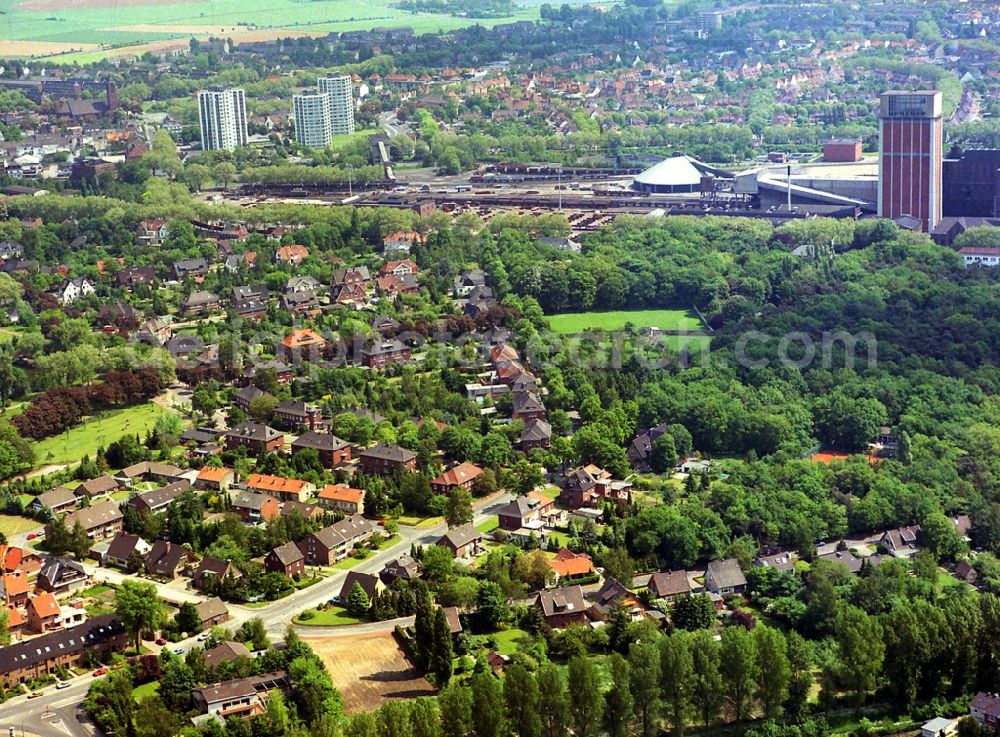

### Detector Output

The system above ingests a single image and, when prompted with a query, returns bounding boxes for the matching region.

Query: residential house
[173,258,209,282]
[443,606,463,636]
[180,290,221,316]
[358,443,417,475]
[145,541,198,579]
[431,462,483,495]
[36,558,87,595]
[519,418,552,452]
[335,571,379,604]
[437,524,484,559]
[955,560,978,585]
[497,494,548,532]
[115,266,156,288]
[279,329,326,364]
[280,290,319,314]
[753,551,798,572]
[0,571,29,606]
[880,525,921,557]
[138,218,169,245]
[225,423,285,455]
[53,500,123,541]
[280,500,325,524]
[55,277,96,305]
[360,339,411,369]
[317,484,365,515]
[264,542,305,578]
[382,231,422,253]
[127,480,191,515]
[285,275,320,294]
[204,641,252,670]
[704,558,747,595]
[273,400,321,430]
[234,385,269,412]
[547,549,595,583]
[647,570,692,603]
[191,671,289,718]
[453,268,486,296]
[380,259,418,278]
[292,432,351,468]
[379,555,421,585]
[589,577,645,622]
[245,474,314,503]
[29,486,77,516]
[195,597,231,629]
[104,533,151,570]
[76,475,119,498]
[535,584,588,628]
[275,244,309,265]
[298,515,374,565]
[118,461,185,486]
[511,391,546,422]
[26,592,61,633]
[196,466,236,493]
[232,285,269,303]
[192,557,242,591]
[971,692,1000,732]
[560,465,631,510]
[232,491,281,524]
[0,614,127,687]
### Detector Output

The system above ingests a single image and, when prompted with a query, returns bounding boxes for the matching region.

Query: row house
[298,514,374,565]
[53,500,123,541]
[0,614,127,687]
[316,484,365,515]
[245,474,314,503]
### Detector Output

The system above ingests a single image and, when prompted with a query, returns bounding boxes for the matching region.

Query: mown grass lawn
[133,681,159,702]
[31,403,175,467]
[0,514,39,538]
[477,627,529,657]
[476,516,499,534]
[545,308,704,334]
[294,606,366,627]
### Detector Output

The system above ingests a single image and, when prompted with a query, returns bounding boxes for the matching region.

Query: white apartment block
[293,91,332,148]
[198,88,248,151]
[317,74,355,136]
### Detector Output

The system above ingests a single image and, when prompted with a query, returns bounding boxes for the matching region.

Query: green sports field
[545,308,706,335]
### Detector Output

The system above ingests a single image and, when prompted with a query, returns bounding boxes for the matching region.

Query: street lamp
[345,163,353,197]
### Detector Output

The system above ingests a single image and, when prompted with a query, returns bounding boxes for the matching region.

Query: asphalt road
[0,493,512,735]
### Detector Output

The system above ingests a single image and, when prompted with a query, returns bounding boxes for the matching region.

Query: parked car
[155,637,166,646]
[197,632,210,641]
[92,667,108,677]
[28,691,43,699]
[56,681,70,689]
[172,647,185,655]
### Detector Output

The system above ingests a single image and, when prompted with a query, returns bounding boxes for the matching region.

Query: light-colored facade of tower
[317,74,355,136]
[198,87,248,151]
[293,91,332,148]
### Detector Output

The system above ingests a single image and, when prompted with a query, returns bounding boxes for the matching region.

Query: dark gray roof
[438,523,482,551]
[536,584,586,618]
[269,541,304,566]
[359,443,416,463]
[292,431,349,452]
[0,614,124,673]
[705,558,747,592]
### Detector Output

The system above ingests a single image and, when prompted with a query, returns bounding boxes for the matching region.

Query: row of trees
[12,367,163,440]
